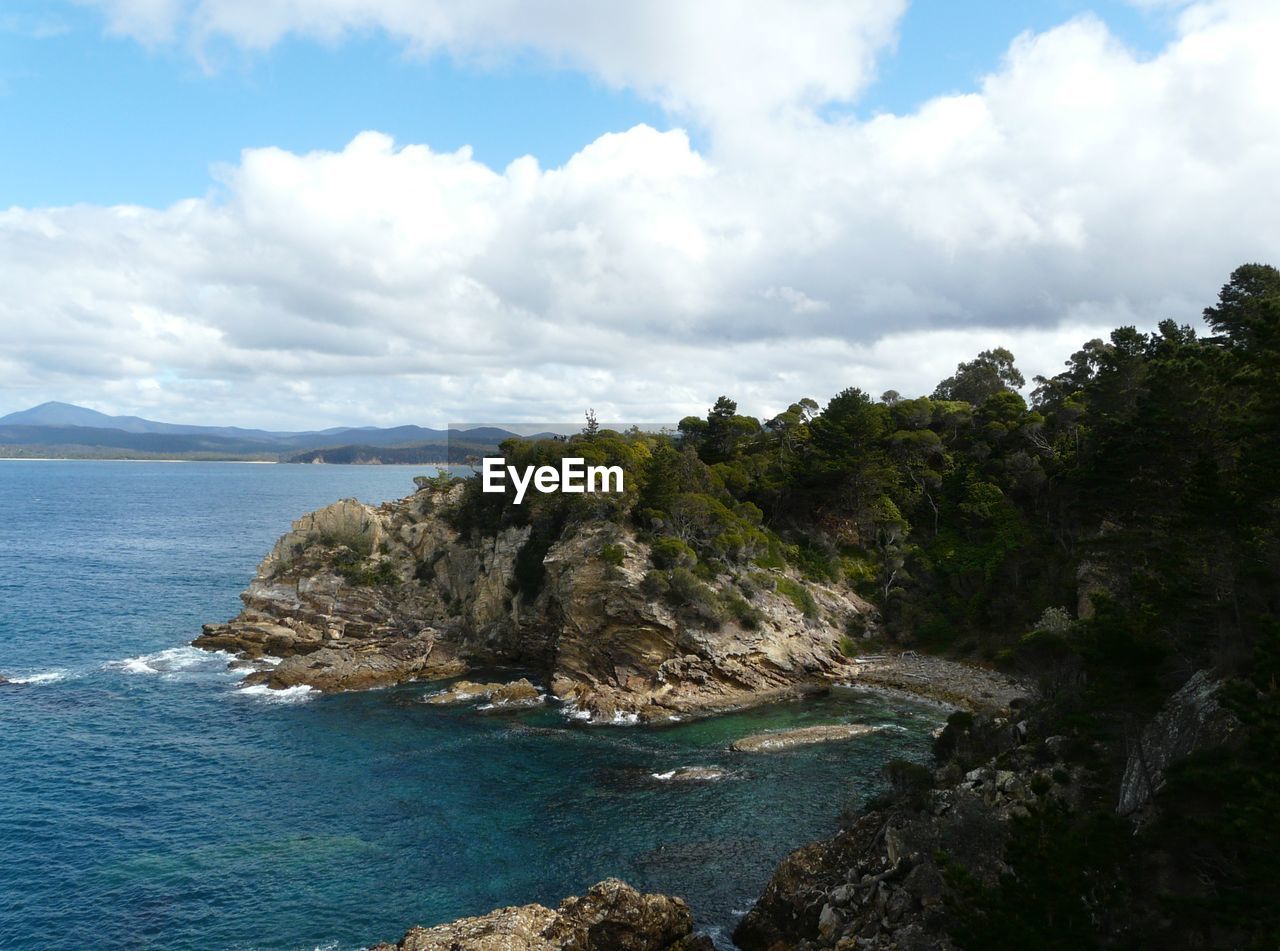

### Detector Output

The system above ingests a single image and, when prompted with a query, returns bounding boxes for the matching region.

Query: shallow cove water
[0,461,943,951]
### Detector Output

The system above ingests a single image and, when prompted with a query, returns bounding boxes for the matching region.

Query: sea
[0,460,943,950]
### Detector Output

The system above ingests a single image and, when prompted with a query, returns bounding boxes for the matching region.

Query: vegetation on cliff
[446,263,1279,948]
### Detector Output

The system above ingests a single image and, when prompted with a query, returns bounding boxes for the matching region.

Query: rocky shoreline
[192,483,1049,950]
[832,652,1030,714]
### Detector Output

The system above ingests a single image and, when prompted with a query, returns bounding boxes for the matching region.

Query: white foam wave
[7,669,71,685]
[236,683,316,704]
[104,646,232,677]
[650,765,730,782]
[559,704,640,725]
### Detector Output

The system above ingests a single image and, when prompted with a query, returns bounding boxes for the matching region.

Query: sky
[1,0,1276,429]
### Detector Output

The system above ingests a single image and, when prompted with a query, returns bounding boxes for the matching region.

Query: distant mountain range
[0,402,528,462]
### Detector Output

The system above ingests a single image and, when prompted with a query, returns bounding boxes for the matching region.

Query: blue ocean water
[0,461,942,951]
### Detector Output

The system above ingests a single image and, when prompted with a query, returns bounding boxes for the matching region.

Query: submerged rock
[370,878,713,951]
[731,723,879,752]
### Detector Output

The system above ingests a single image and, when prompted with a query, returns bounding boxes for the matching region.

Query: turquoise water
[0,461,942,950]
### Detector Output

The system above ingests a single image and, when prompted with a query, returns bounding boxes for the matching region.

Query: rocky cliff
[733,709,1089,950]
[195,481,874,720]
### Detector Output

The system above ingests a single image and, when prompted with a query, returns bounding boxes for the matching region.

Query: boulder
[425,678,543,707]
[370,879,712,951]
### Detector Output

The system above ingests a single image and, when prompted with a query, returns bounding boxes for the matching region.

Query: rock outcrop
[1118,669,1240,819]
[733,709,1085,950]
[425,678,544,708]
[195,481,874,719]
[730,723,880,752]
[369,879,713,951]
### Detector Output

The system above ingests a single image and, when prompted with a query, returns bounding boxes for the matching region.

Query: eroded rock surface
[369,879,712,951]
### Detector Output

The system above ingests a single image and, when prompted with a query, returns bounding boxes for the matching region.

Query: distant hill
[0,402,521,461]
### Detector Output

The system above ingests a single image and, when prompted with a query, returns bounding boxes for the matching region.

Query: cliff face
[195,482,873,719]
[1117,669,1240,820]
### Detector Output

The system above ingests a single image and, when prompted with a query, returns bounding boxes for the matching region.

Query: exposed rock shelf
[731,723,880,752]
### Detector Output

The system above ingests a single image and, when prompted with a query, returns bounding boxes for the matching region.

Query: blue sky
[2,0,1172,209]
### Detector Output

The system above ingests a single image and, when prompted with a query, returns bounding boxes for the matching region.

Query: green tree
[933,347,1026,404]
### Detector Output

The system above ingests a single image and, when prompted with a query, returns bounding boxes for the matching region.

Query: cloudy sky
[1,0,1277,429]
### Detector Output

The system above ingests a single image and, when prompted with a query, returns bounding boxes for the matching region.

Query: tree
[1202,262,1280,349]
[933,348,1026,405]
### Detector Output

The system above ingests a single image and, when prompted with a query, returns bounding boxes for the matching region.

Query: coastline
[0,457,280,464]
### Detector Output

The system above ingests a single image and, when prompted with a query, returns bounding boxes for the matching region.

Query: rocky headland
[194,482,882,721]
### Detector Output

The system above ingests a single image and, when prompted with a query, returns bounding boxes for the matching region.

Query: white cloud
[3,1,1279,427]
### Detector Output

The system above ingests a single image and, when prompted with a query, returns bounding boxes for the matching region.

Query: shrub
[651,536,697,570]
[792,540,840,582]
[600,543,626,566]
[336,556,400,587]
[723,591,764,629]
[665,567,725,626]
[316,532,374,559]
[1032,606,1074,634]
[640,569,669,600]
[884,758,935,809]
[775,576,818,619]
